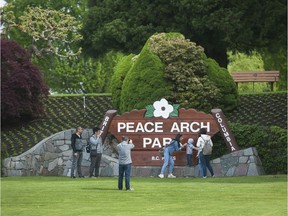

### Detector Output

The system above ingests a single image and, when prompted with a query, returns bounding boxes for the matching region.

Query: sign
[211,109,239,152]
[108,99,221,166]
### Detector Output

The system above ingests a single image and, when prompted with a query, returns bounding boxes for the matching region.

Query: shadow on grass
[81,187,119,191]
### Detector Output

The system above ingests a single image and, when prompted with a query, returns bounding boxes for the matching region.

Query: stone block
[225,166,236,176]
[44,152,59,161]
[234,164,248,176]
[52,132,64,141]
[45,142,56,152]
[247,163,262,176]
[15,161,26,169]
[64,130,73,140]
[239,156,248,164]
[211,158,220,164]
[54,140,65,146]
[212,163,222,177]
[244,148,254,156]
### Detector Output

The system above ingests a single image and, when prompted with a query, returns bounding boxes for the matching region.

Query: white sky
[0,0,6,7]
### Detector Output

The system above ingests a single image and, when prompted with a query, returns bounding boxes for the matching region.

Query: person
[158,134,187,178]
[89,127,103,178]
[70,126,84,178]
[196,128,215,178]
[186,138,198,167]
[117,136,135,191]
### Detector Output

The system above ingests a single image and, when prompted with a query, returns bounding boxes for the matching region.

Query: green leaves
[144,105,154,118]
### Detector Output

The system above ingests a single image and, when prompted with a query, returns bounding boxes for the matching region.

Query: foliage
[116,33,238,114]
[225,92,287,128]
[1,39,49,124]
[1,0,88,93]
[33,55,104,94]
[260,48,287,91]
[212,123,287,174]
[82,0,287,68]
[7,6,82,58]
[2,0,87,48]
[1,93,286,174]
[227,51,270,92]
[2,176,287,216]
[110,54,136,109]
[205,58,239,111]
[1,94,114,158]
[97,50,125,93]
[119,38,168,113]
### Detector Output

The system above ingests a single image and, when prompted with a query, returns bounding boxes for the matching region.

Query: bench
[231,71,280,91]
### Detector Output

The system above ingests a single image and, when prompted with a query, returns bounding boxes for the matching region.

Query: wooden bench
[231,71,280,91]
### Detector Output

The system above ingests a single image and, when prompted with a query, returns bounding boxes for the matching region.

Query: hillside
[1,92,287,158]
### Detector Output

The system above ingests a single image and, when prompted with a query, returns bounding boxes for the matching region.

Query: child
[186,138,198,167]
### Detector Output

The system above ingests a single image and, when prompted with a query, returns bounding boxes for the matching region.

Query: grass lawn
[1,175,287,216]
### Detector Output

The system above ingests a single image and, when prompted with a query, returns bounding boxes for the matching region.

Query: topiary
[113,32,238,114]
[111,54,136,109]
[205,58,239,112]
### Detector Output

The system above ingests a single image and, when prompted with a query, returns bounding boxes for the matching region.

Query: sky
[0,0,6,7]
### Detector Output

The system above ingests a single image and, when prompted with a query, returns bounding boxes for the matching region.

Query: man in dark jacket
[71,126,84,178]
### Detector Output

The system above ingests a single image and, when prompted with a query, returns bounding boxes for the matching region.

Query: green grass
[1,176,287,216]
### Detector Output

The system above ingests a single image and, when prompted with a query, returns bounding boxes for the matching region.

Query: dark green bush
[212,123,287,174]
[113,32,238,114]
[119,40,169,113]
[205,58,239,112]
[110,54,135,109]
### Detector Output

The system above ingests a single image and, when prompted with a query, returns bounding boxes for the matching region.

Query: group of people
[70,126,103,178]
[70,126,214,191]
[158,127,214,179]
[70,126,135,191]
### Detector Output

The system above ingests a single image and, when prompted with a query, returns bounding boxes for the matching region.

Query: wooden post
[99,110,117,143]
[211,108,239,152]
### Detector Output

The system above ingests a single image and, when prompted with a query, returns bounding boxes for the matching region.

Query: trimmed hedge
[113,32,238,114]
[212,123,287,174]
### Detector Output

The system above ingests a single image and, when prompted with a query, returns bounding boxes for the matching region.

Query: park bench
[231,71,280,91]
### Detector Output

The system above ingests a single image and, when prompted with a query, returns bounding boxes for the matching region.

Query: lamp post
[80,82,86,117]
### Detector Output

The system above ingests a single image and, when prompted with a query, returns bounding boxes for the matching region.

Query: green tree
[4,6,82,58]
[82,0,286,68]
[227,51,269,92]
[1,39,49,124]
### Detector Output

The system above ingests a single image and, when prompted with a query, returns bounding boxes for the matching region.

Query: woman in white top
[196,128,215,178]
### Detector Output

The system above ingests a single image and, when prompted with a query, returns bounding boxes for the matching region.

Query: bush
[205,58,239,111]
[212,123,287,174]
[110,54,136,108]
[119,39,169,113]
[114,32,238,114]
[1,39,49,124]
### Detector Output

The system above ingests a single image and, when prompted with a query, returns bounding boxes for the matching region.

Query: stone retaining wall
[132,147,265,177]
[2,129,264,177]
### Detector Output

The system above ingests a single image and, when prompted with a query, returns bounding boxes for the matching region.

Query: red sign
[108,106,220,166]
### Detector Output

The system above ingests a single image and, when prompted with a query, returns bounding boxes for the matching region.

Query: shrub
[114,32,238,113]
[1,39,49,124]
[205,58,239,111]
[212,123,287,174]
[110,54,136,108]
[119,40,169,113]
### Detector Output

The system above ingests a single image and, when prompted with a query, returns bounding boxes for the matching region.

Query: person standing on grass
[158,134,187,178]
[117,136,135,191]
[71,126,84,178]
[196,128,215,178]
[89,127,103,178]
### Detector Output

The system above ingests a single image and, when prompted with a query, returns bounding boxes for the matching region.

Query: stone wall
[2,129,264,177]
[132,147,265,177]
[2,129,119,177]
